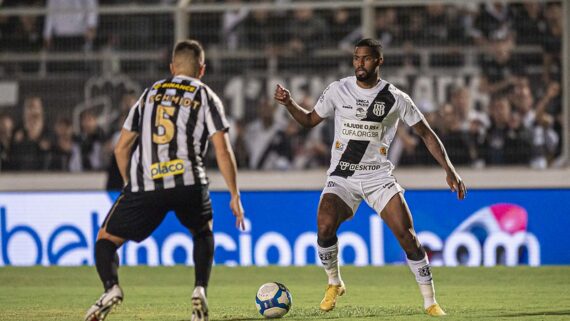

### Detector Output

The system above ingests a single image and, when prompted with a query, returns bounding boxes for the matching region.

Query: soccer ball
[255,282,292,318]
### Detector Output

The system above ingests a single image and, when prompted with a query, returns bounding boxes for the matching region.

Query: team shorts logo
[339,161,383,171]
[373,101,385,117]
[150,159,185,179]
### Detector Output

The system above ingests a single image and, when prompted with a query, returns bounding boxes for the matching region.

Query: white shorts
[321,174,404,215]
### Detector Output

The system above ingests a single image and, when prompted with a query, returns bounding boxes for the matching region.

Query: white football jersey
[314,76,424,178]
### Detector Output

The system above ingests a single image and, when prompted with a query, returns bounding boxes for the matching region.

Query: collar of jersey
[352,78,386,94]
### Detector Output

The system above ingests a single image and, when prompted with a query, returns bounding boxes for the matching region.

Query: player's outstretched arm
[412,119,467,200]
[114,128,139,186]
[274,84,323,128]
[211,131,245,230]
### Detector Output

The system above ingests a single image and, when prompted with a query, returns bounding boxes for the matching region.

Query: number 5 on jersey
[153,105,176,144]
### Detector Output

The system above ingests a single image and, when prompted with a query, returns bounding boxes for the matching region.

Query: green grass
[0,266,569,321]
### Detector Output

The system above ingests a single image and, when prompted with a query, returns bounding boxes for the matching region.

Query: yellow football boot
[319,281,346,312]
[425,303,447,316]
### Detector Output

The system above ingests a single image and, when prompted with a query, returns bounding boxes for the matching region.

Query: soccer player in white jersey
[274,38,466,317]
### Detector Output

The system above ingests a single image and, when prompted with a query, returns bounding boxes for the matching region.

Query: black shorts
[102,185,213,242]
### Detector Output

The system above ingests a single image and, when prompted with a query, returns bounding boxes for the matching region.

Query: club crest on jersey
[373,101,386,117]
[356,107,367,119]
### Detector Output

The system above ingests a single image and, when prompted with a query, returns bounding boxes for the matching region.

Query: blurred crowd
[0,1,565,174]
[0,1,562,55]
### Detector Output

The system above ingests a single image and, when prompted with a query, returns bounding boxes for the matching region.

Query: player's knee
[317,223,337,241]
[192,224,213,240]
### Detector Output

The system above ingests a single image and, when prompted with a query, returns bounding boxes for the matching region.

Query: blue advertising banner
[0,189,568,266]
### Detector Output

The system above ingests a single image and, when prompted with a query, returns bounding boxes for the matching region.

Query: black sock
[193,229,214,290]
[317,235,338,248]
[95,239,120,291]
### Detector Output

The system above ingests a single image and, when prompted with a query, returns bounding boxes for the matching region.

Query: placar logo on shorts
[373,101,385,117]
[150,159,185,179]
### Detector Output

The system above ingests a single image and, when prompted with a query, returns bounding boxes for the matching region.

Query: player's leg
[173,186,214,321]
[86,191,168,321]
[317,191,356,312]
[85,228,126,321]
[380,193,445,316]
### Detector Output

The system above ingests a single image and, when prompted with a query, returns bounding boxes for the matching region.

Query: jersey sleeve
[203,87,230,137]
[313,82,337,118]
[398,92,424,126]
[122,89,148,132]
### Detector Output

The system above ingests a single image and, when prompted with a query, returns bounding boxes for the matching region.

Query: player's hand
[446,170,467,200]
[230,194,245,231]
[274,84,292,106]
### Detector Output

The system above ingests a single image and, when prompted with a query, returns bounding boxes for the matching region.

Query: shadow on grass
[501,310,570,318]
[178,306,422,321]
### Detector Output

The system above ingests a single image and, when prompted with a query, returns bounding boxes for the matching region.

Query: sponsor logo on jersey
[342,105,353,109]
[356,99,369,107]
[153,82,196,93]
[339,161,383,171]
[326,181,336,188]
[341,119,382,141]
[355,107,367,119]
[379,147,387,155]
[150,159,185,179]
[373,101,386,117]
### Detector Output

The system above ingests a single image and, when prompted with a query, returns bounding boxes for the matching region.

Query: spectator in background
[482,96,531,165]
[438,103,479,166]
[76,109,106,171]
[479,36,526,96]
[512,2,546,45]
[10,97,51,170]
[285,92,330,169]
[341,8,400,50]
[43,0,98,52]
[470,2,514,46]
[230,119,249,169]
[286,7,328,55]
[244,97,291,170]
[510,80,560,169]
[0,113,14,171]
[48,117,81,171]
[244,8,278,52]
[0,0,43,52]
[221,0,249,51]
[542,2,562,85]
[450,86,489,135]
[422,4,452,45]
[325,8,359,49]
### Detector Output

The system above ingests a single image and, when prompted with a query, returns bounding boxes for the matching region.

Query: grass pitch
[0,266,569,321]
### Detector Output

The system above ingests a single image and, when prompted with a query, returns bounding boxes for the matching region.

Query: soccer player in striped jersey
[274,38,466,317]
[85,40,245,321]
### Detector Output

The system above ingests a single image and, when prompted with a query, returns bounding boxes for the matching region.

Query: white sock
[407,254,437,309]
[318,242,342,285]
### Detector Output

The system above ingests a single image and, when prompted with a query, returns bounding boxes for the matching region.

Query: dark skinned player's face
[353,46,381,82]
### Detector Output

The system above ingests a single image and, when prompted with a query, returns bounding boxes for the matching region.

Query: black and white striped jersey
[122,75,229,192]
[314,76,424,179]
